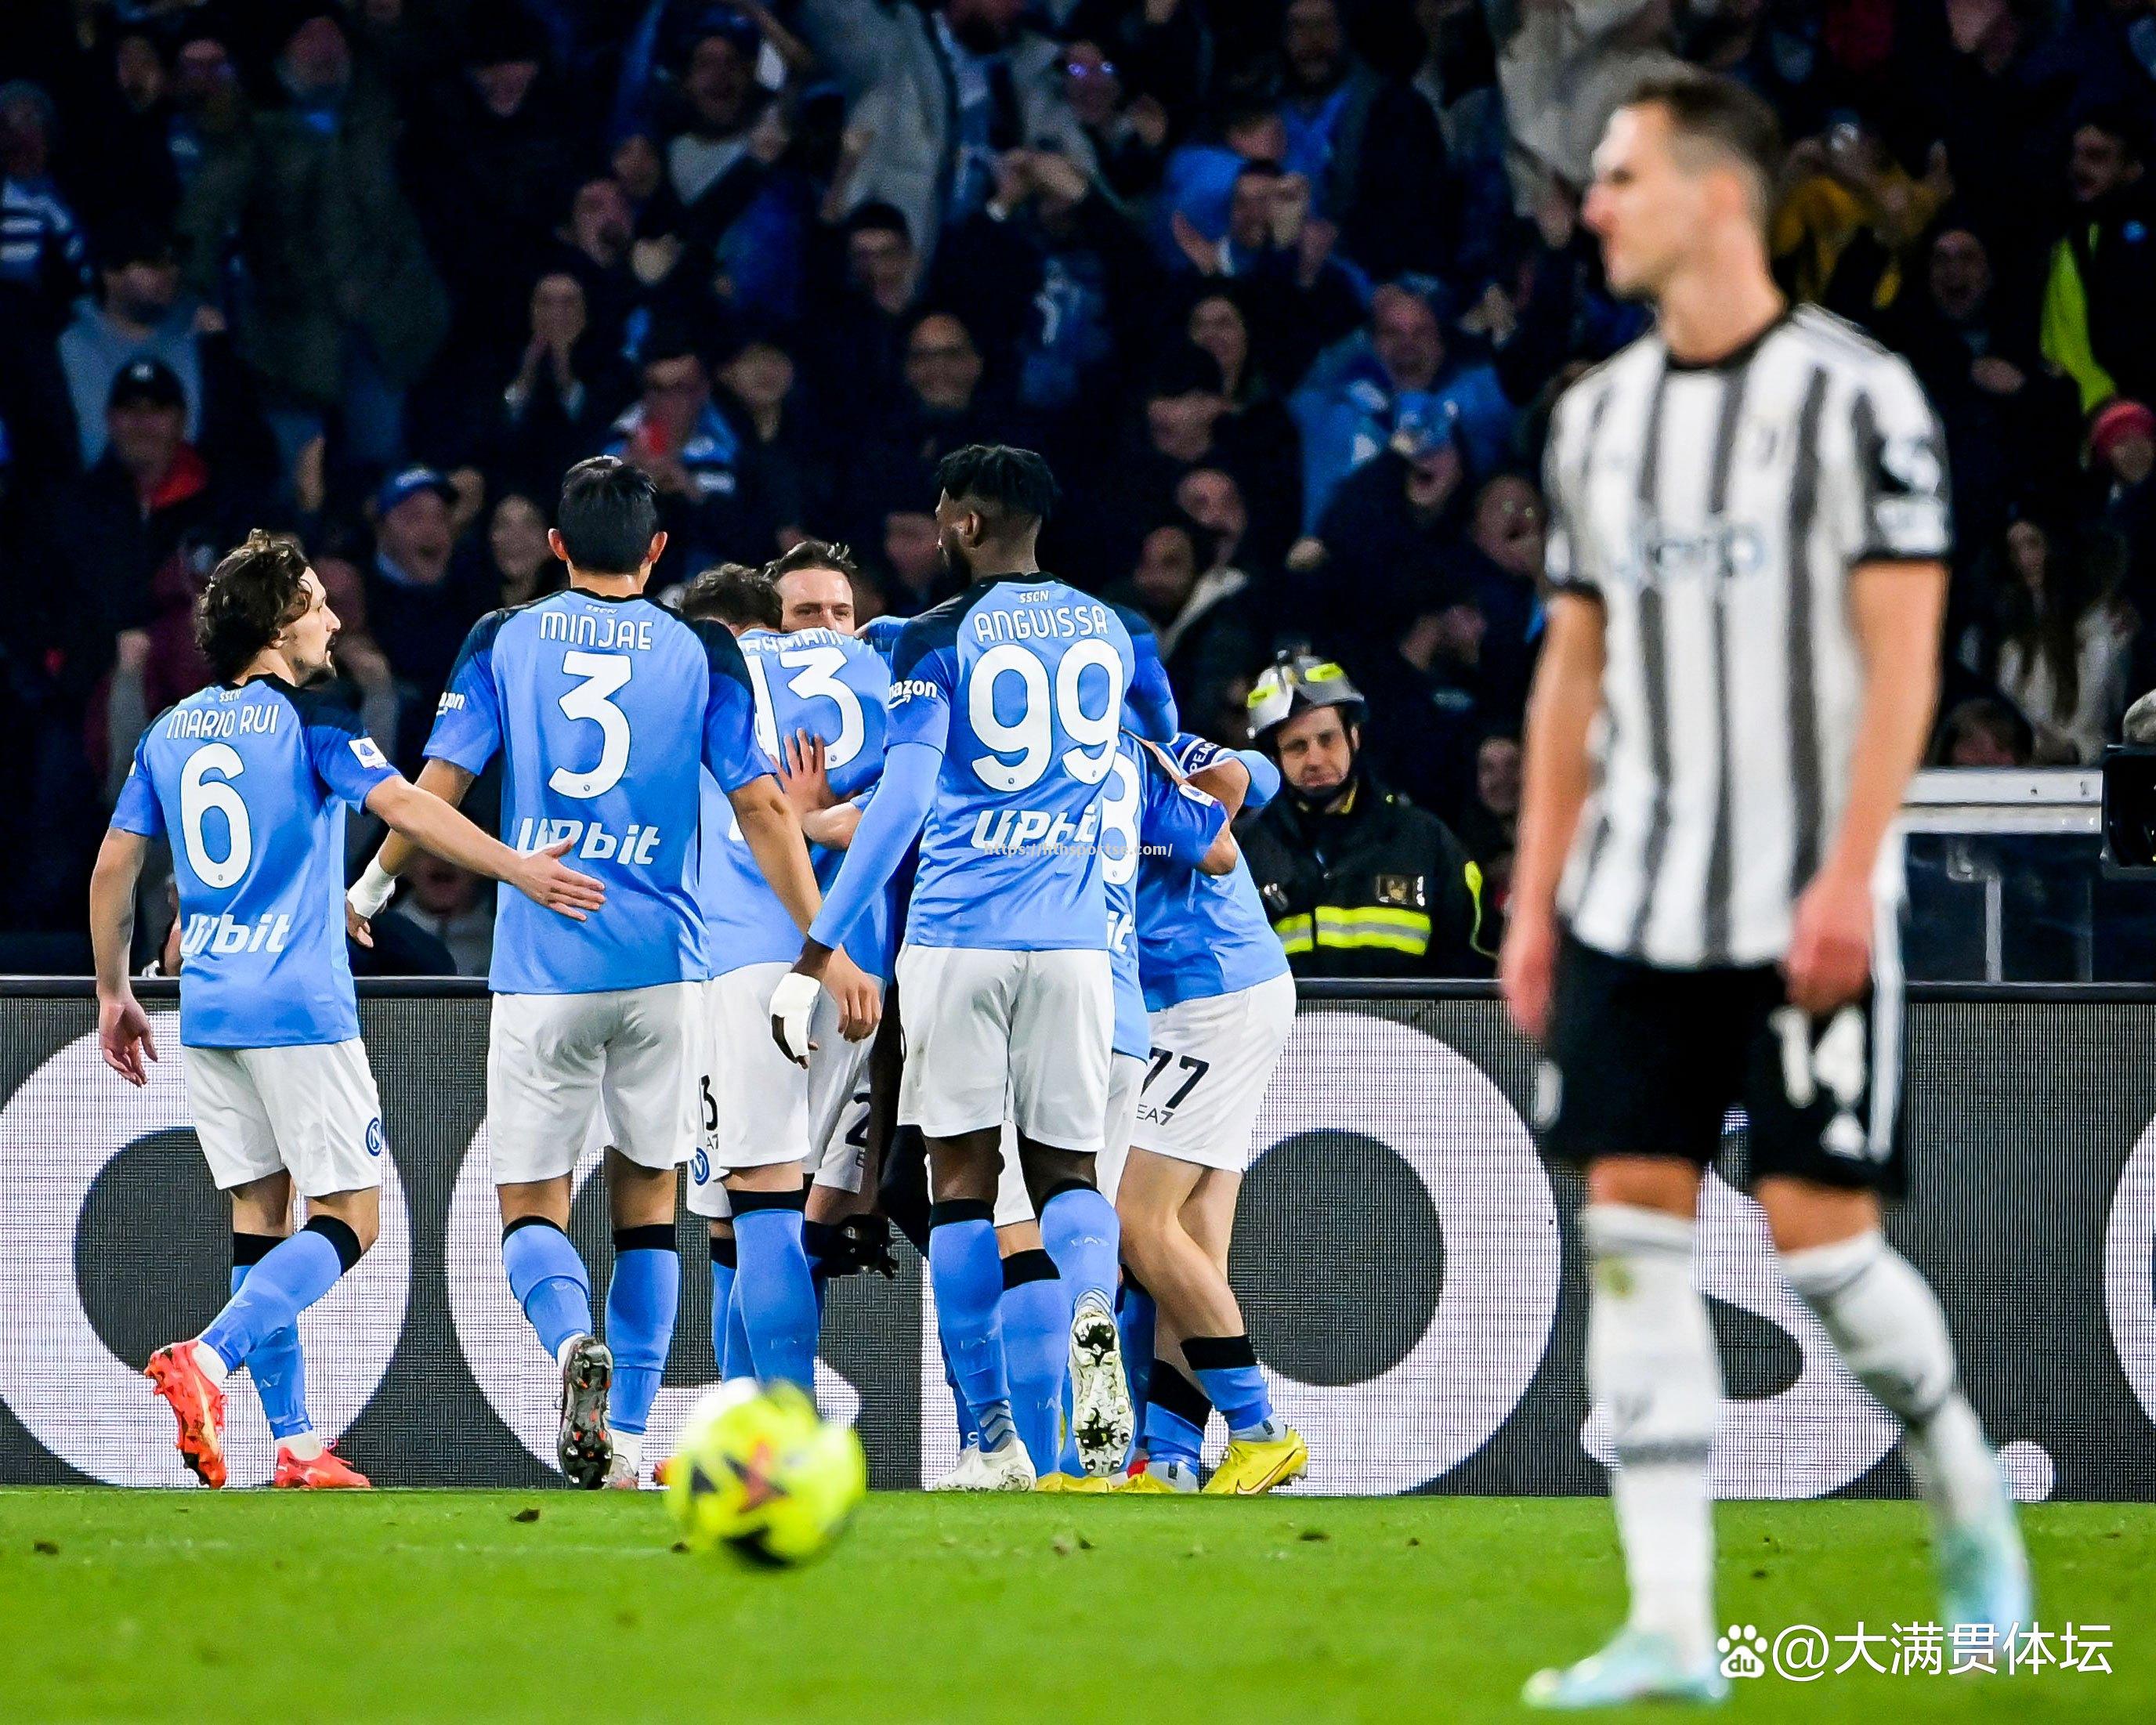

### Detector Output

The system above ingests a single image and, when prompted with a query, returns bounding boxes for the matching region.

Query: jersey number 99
[968,641,1123,792]
[179,743,251,888]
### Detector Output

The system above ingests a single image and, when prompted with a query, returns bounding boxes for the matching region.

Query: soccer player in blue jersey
[1116,731,1307,1495]
[349,460,879,1488]
[772,445,1138,1490]
[677,547,892,1398]
[92,531,603,1489]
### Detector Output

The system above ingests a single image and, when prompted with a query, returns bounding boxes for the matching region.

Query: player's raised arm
[88,826,157,1085]
[1499,591,1605,1043]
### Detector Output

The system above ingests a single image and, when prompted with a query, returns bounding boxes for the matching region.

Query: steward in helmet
[1236,653,1495,978]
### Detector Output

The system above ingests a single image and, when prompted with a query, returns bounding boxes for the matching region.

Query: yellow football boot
[1200,1427,1308,1495]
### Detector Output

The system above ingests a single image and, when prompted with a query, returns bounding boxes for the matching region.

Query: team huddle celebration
[12,0,2153,1711]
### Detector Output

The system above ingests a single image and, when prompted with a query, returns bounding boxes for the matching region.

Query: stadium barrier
[3,979,2152,1499]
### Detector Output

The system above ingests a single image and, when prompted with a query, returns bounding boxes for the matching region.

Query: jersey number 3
[551,652,632,799]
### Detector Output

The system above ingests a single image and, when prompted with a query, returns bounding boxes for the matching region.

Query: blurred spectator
[493,270,633,503]
[874,508,947,617]
[2089,398,2156,695]
[1934,695,2035,768]
[1154,96,1293,271]
[715,328,826,551]
[1113,517,1261,741]
[313,551,402,791]
[0,80,90,327]
[396,855,494,976]
[1412,0,1510,283]
[176,10,449,479]
[1291,281,1513,529]
[1990,515,2135,765]
[805,201,924,422]
[1058,34,1171,201]
[1462,470,1544,721]
[1771,110,1952,323]
[1452,729,1521,902]
[852,309,1015,535]
[602,335,757,578]
[59,212,270,483]
[540,176,642,360]
[366,465,488,753]
[482,491,563,610]
[1296,413,1471,656]
[2040,105,2156,415]
[70,29,183,230]
[1275,0,1454,281]
[801,0,1096,257]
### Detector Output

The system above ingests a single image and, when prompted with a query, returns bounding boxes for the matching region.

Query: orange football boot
[273,1442,371,1489]
[144,1343,227,1488]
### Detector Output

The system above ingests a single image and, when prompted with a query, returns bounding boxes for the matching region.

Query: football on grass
[667,1380,866,1565]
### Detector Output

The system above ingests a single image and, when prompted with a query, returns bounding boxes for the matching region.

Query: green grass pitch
[1,1492,2147,1723]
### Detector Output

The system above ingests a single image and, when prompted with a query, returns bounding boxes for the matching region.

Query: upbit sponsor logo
[970,803,1102,853]
[513,816,664,864]
[179,912,292,958]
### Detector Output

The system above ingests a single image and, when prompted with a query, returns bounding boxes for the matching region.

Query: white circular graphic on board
[444,1115,858,1476]
[2101,1116,2156,1427]
[0,1012,411,1486]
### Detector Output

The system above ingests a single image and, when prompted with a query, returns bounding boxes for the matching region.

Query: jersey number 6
[179,743,251,888]
[968,641,1124,792]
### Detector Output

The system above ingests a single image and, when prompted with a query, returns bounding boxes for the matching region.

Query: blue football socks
[230,1235,310,1441]
[1038,1182,1120,1311]
[501,1217,593,1362]
[606,1226,678,1438]
[732,1191,819,1390]
[1000,1249,1069,1474]
[1118,1280,1156,1458]
[1184,1334,1275,1438]
[928,1201,1014,1452]
[201,1217,360,1375]
[709,1234,737,1374]
[1143,1362,1211,1470]
[942,1338,980,1449]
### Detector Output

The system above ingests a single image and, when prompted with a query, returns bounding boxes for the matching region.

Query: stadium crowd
[2,0,2154,968]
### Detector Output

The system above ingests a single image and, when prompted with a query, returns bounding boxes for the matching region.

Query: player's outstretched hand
[510,838,608,920]
[1499,907,1558,1044]
[823,949,882,1042]
[779,730,834,815]
[99,991,157,1087]
[1785,867,1872,1018]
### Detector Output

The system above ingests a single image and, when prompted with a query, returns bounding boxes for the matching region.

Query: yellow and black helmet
[1246,651,1366,745]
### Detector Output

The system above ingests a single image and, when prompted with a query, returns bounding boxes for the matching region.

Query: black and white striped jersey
[1543,304,1950,970]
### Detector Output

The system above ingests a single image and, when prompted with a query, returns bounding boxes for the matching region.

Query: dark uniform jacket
[1237,769,1493,978]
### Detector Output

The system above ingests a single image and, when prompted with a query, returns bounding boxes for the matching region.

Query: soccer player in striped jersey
[1503,73,2028,1706]
[95,531,602,1489]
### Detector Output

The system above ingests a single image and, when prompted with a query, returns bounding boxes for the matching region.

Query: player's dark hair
[195,529,313,681]
[935,444,1059,530]
[1624,70,1785,220]
[556,456,659,574]
[680,561,780,629]
[766,537,862,587]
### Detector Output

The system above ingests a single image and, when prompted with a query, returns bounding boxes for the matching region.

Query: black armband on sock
[1181,1334,1257,1372]
[1149,1362,1213,1425]
[303,1214,364,1275]
[928,1198,994,1229]
[802,1219,843,1268]
[710,1235,739,1268]
[612,1224,675,1254]
[729,1184,807,1216]
[232,1231,280,1269]
[1000,1248,1059,1289]
[502,1214,569,1245]
[1037,1177,1098,1208]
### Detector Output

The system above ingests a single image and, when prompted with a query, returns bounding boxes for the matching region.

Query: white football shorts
[1097,1050,1148,1201]
[895,945,1112,1151]
[1131,974,1297,1172]
[184,1038,385,1199]
[487,982,701,1184]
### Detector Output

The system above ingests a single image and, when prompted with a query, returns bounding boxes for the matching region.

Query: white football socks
[280,1432,324,1462]
[613,1431,643,1475]
[1782,1229,2004,1532]
[188,1340,230,1388]
[1583,1204,1722,1665]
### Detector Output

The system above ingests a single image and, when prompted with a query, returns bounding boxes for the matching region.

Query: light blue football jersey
[426,589,768,996]
[700,627,892,978]
[112,677,398,1047]
[885,579,1136,950]
[1096,734,1228,1058]
[1136,735,1290,1011]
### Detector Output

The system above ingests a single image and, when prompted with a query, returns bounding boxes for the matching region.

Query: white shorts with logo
[184,1039,385,1199]
[686,964,876,1217]
[487,982,701,1185]
[895,946,1112,1151]
[1131,974,1297,1173]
